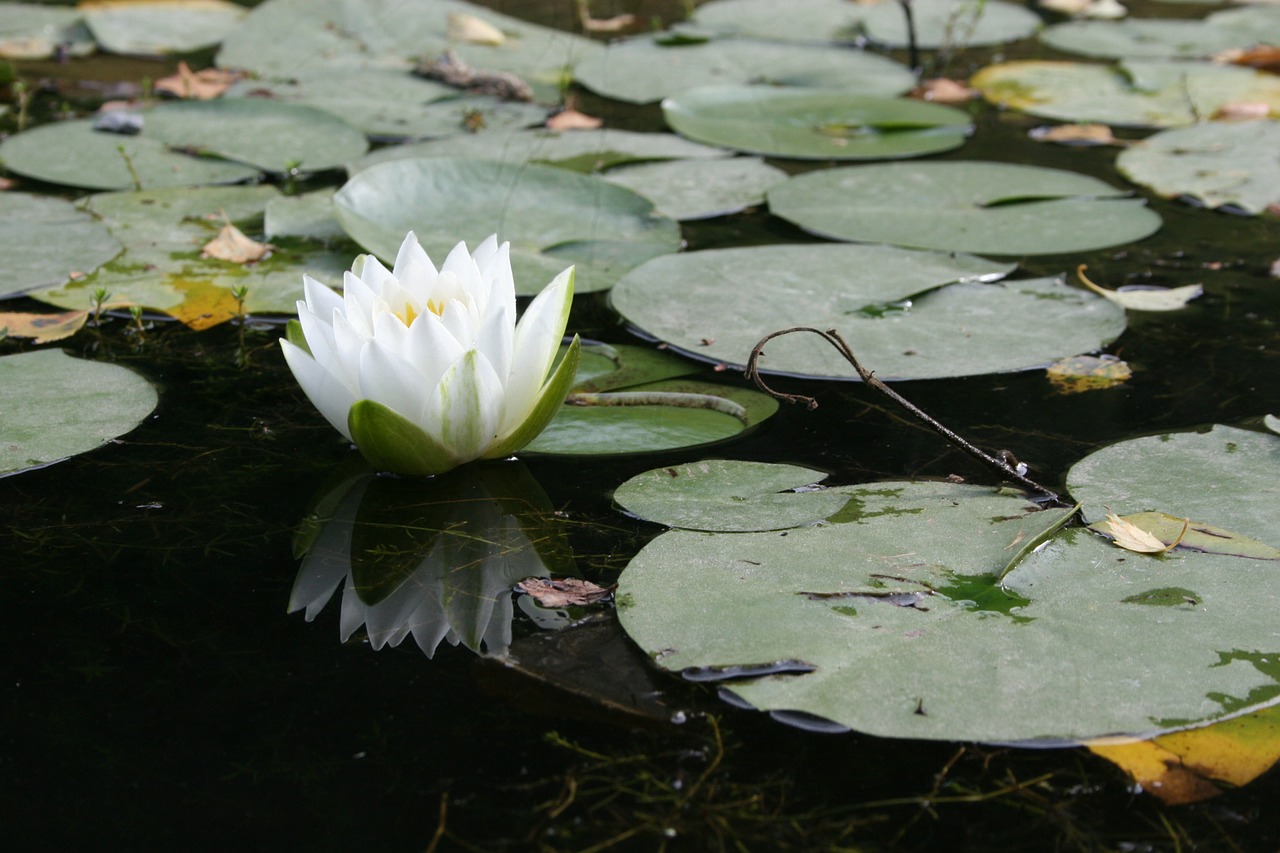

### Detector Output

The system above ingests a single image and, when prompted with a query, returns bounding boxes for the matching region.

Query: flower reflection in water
[289,462,574,658]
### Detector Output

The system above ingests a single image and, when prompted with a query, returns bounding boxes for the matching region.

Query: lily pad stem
[744,326,1059,502]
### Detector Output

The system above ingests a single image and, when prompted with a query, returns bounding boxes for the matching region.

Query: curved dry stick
[744,326,1060,502]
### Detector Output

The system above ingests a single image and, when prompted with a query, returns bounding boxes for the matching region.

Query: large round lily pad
[602,157,786,220]
[616,430,1280,741]
[0,193,122,299]
[333,157,683,295]
[611,244,1128,381]
[859,0,1043,49]
[573,35,915,104]
[1040,5,1280,60]
[972,59,1280,128]
[662,86,972,160]
[0,349,158,477]
[686,0,864,43]
[80,0,247,56]
[767,161,1162,255]
[0,4,95,60]
[1117,120,1280,215]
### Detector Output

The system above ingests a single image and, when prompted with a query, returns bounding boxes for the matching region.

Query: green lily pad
[573,35,915,104]
[767,161,1162,255]
[351,128,730,174]
[0,117,260,190]
[0,349,158,477]
[264,189,347,241]
[972,59,1280,128]
[1040,5,1280,60]
[26,185,351,324]
[216,0,603,103]
[859,0,1043,49]
[613,459,849,532]
[685,0,864,43]
[602,156,786,220]
[0,193,122,299]
[142,98,369,174]
[617,431,1280,741]
[662,86,972,160]
[81,0,247,56]
[1117,120,1280,215]
[570,341,700,392]
[610,244,1127,381]
[0,4,95,60]
[333,157,683,295]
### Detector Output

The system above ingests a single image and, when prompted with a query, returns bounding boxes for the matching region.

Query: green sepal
[348,399,459,476]
[285,318,310,355]
[484,335,582,460]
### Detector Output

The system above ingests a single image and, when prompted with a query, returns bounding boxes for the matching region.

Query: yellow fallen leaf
[1045,354,1131,394]
[163,278,242,330]
[1100,511,1188,554]
[447,12,505,45]
[1077,265,1202,311]
[201,220,274,264]
[0,310,90,344]
[1089,704,1280,804]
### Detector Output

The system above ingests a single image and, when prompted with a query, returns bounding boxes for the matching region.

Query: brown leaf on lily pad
[1029,123,1126,147]
[1090,511,1280,560]
[546,108,603,131]
[1097,511,1185,554]
[154,61,247,100]
[516,577,615,607]
[1211,101,1272,121]
[910,78,978,104]
[0,309,91,344]
[1214,46,1280,74]
[201,221,274,263]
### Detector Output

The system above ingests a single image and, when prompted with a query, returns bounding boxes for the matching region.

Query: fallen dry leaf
[1045,354,1131,394]
[0,310,91,344]
[447,12,506,45]
[1038,0,1126,18]
[910,77,978,104]
[516,577,615,608]
[201,220,274,264]
[1211,101,1272,121]
[1029,123,1127,147]
[1214,45,1280,74]
[154,61,248,100]
[1101,512,1188,554]
[1077,265,1202,311]
[546,108,603,130]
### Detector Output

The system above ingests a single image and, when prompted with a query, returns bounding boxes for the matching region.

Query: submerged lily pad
[662,86,972,160]
[80,0,247,56]
[617,430,1280,741]
[0,193,122,299]
[859,0,1043,49]
[334,157,683,295]
[768,161,1162,255]
[602,157,786,220]
[1117,120,1280,215]
[611,244,1130,381]
[26,186,351,326]
[0,349,158,477]
[216,0,603,103]
[972,59,1280,128]
[573,35,915,104]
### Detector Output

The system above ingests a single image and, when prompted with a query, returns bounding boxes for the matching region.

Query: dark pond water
[4,1,1280,850]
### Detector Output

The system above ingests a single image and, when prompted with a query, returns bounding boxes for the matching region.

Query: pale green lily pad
[1088,512,1280,561]
[972,59,1280,128]
[333,157,682,295]
[1040,5,1280,60]
[1067,424,1280,540]
[617,434,1280,741]
[1266,414,1280,435]
[0,118,259,190]
[26,185,350,322]
[81,0,247,56]
[142,98,368,174]
[662,86,972,160]
[573,35,915,104]
[350,128,730,174]
[571,341,700,392]
[0,192,122,298]
[611,245,1125,381]
[685,0,864,43]
[614,459,849,532]
[768,161,1162,255]
[0,4,95,60]
[602,157,786,220]
[264,189,346,241]
[859,0,1043,49]
[0,349,158,477]
[526,379,778,456]
[1117,120,1280,215]
[216,0,603,103]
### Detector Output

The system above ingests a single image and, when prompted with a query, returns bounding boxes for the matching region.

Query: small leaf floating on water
[446,12,506,46]
[1028,123,1127,147]
[1077,264,1202,311]
[1099,511,1189,554]
[200,215,274,264]
[1045,354,1131,394]
[546,108,602,131]
[516,577,615,607]
[909,78,978,104]
[153,61,247,100]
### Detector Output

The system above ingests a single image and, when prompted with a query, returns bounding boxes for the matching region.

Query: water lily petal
[330,309,368,389]
[281,339,359,441]
[392,231,437,280]
[475,299,514,387]
[438,296,482,348]
[403,309,467,391]
[485,335,581,459]
[342,269,380,337]
[348,399,460,476]
[359,338,434,425]
[351,252,396,293]
[504,266,574,433]
[425,349,504,462]
[371,310,410,359]
[302,273,345,322]
[441,240,486,304]
[296,300,338,367]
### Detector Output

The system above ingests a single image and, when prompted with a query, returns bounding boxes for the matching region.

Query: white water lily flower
[281,232,579,476]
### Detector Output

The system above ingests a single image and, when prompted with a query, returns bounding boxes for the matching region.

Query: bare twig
[744,326,1060,502]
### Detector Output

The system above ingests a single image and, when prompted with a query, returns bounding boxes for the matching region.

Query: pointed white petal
[423,349,505,462]
[359,338,434,425]
[474,302,513,387]
[438,297,481,348]
[350,253,395,293]
[392,231,436,279]
[281,339,359,441]
[302,274,344,320]
[295,301,338,370]
[504,266,574,430]
[342,269,381,336]
[403,310,467,391]
[330,308,368,389]
[371,309,410,358]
